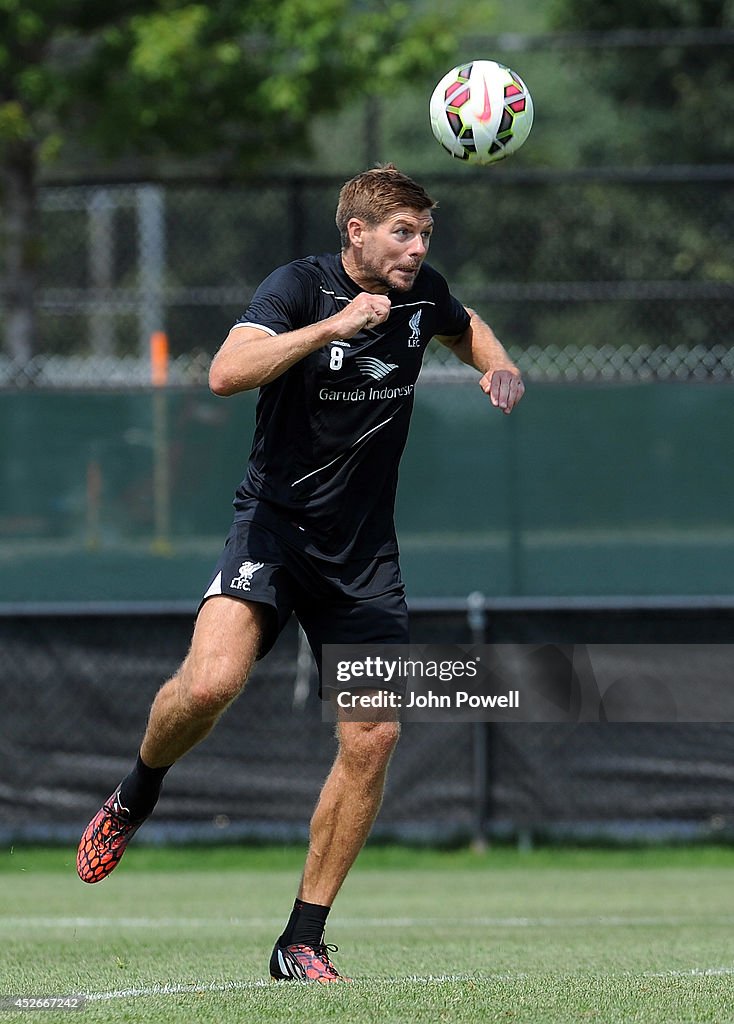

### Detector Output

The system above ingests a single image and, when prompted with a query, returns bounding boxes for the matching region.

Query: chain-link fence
[1,168,733,386]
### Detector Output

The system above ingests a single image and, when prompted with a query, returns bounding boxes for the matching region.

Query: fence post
[137,184,166,359]
[467,590,491,851]
[87,188,115,356]
[150,330,172,555]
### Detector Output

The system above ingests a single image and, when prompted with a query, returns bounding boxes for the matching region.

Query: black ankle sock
[117,752,171,819]
[279,899,331,948]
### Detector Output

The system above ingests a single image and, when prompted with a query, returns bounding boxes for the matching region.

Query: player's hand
[333,293,391,339]
[479,368,525,414]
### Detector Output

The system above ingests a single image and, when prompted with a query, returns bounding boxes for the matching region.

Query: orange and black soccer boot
[269,941,352,983]
[76,789,145,883]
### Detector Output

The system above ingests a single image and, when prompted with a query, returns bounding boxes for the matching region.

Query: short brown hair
[335,164,436,248]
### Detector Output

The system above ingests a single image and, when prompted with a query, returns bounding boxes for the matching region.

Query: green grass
[2,845,734,1023]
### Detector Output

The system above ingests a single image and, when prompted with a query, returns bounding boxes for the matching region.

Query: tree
[549,0,734,165]
[0,0,468,361]
[543,0,734,351]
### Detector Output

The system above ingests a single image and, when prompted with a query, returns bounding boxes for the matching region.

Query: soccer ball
[429,60,534,165]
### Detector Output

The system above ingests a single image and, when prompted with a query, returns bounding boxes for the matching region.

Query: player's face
[347,208,434,293]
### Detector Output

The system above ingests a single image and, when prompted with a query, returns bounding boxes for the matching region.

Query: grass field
[2,844,734,1023]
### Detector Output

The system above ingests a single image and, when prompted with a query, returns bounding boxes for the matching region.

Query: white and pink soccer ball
[430,59,534,165]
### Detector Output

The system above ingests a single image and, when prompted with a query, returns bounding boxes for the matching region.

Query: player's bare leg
[300,716,400,905]
[270,711,400,982]
[140,596,265,766]
[77,596,266,883]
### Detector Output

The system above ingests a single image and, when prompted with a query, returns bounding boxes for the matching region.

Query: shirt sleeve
[430,268,471,337]
[233,261,320,335]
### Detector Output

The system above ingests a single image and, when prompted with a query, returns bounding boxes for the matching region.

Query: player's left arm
[436,307,525,415]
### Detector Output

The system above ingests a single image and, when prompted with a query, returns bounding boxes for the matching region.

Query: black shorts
[200,517,409,677]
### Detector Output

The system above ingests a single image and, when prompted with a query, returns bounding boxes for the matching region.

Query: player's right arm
[209,292,389,396]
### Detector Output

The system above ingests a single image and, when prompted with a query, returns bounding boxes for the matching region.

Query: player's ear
[346,217,367,250]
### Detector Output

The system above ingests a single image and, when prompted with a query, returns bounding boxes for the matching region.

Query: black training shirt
[231,252,470,561]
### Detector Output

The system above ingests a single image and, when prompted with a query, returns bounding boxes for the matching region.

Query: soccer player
[76,165,524,983]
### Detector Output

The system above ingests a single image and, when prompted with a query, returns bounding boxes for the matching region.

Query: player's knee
[181,657,248,717]
[340,719,400,772]
[186,681,239,717]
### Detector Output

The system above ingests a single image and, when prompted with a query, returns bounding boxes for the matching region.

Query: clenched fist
[332,293,392,339]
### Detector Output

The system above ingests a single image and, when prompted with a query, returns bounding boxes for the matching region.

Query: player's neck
[340,250,390,296]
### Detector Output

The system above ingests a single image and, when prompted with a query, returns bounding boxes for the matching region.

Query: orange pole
[151,332,172,554]
[150,330,169,387]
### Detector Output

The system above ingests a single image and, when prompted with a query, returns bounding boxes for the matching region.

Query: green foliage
[550,0,730,31]
[0,0,478,358]
[0,100,32,144]
[0,0,476,170]
[549,0,734,163]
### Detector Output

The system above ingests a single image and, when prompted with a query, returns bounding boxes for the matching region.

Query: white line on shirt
[290,415,395,487]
